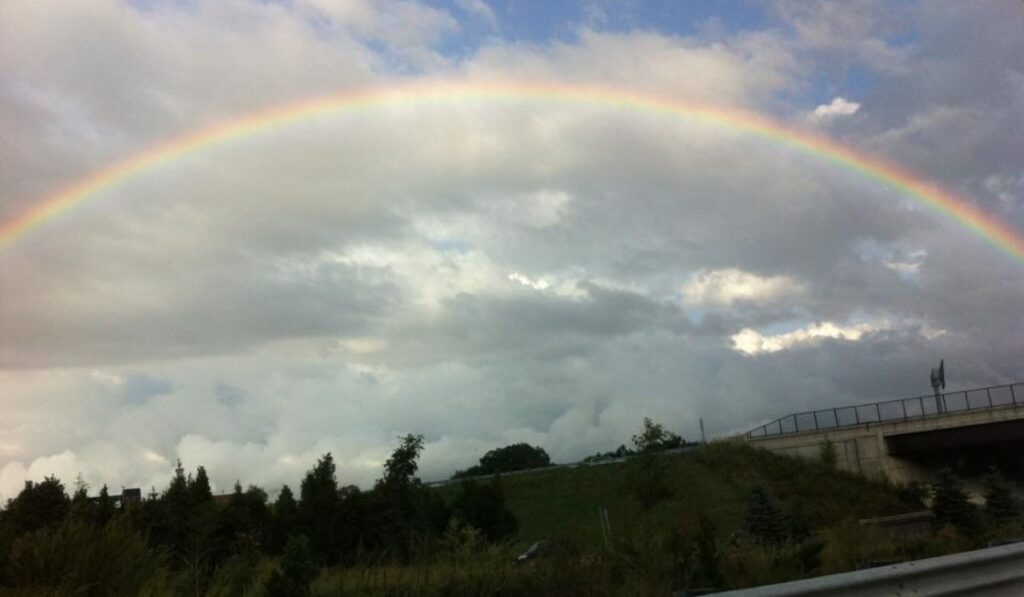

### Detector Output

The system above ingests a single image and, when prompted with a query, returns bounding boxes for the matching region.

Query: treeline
[584,417,695,463]
[0,434,517,596]
[452,443,551,479]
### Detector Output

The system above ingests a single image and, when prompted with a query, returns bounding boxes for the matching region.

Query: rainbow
[3,80,1022,262]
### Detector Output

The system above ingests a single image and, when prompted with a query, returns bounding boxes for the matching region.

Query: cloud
[0,0,1022,499]
[682,268,804,307]
[809,97,860,122]
[731,321,887,356]
[455,0,498,30]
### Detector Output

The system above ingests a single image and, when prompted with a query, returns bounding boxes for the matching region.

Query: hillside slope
[439,441,916,546]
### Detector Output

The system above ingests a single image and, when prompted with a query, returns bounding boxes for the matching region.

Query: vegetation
[1,420,1022,595]
[631,417,685,454]
[931,467,978,533]
[818,438,838,469]
[452,443,551,479]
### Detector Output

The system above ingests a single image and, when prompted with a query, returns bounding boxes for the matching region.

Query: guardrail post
[875,403,881,422]
[987,388,993,407]
[901,400,907,419]
[1013,385,1018,405]
[833,408,839,427]
[813,411,820,430]
[854,407,860,424]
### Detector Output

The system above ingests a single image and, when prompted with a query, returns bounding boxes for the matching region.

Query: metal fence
[745,382,1024,439]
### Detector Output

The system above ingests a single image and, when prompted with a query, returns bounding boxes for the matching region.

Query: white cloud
[682,269,803,307]
[0,0,1021,500]
[455,0,498,30]
[809,97,861,122]
[508,271,551,291]
[731,321,887,356]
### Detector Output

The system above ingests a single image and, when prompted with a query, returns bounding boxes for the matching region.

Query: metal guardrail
[745,382,1024,439]
[716,539,1024,596]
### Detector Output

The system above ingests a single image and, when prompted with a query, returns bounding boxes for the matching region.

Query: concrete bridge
[744,382,1024,484]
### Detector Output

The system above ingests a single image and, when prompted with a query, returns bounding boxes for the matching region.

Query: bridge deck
[746,382,1024,439]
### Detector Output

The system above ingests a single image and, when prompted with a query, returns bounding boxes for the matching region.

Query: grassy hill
[438,440,916,547]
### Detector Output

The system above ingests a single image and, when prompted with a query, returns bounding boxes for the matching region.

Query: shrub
[931,468,977,534]
[265,535,318,597]
[5,517,166,596]
[818,438,838,469]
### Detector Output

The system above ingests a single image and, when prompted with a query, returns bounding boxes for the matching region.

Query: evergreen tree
[265,535,318,597]
[744,484,788,545]
[5,477,70,535]
[96,485,116,526]
[983,467,1017,523]
[190,466,213,506]
[299,454,339,563]
[69,476,94,522]
[931,468,977,533]
[271,485,300,554]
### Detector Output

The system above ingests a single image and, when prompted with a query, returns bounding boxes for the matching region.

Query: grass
[437,440,916,547]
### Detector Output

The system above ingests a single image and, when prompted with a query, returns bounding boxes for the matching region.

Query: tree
[632,417,684,454]
[931,468,977,533]
[190,466,213,506]
[450,476,518,542]
[4,477,70,536]
[818,438,838,469]
[69,476,94,522]
[270,485,300,554]
[454,443,552,478]
[373,434,448,560]
[983,467,1017,523]
[96,485,117,526]
[299,454,339,563]
[382,434,425,487]
[744,485,788,545]
[265,535,318,597]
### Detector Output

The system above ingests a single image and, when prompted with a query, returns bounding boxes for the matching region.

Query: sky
[1,0,1022,498]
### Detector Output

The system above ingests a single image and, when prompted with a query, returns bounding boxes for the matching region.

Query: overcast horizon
[1,0,1023,498]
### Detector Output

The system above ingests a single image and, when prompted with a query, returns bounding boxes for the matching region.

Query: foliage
[744,484,789,545]
[5,517,167,596]
[3,477,70,536]
[693,513,724,588]
[449,477,518,542]
[453,443,551,479]
[583,444,634,463]
[931,467,977,533]
[982,467,1018,524]
[632,417,684,454]
[299,454,339,564]
[818,438,838,469]
[266,535,318,597]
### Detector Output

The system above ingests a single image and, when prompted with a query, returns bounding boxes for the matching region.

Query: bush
[818,438,838,469]
[983,467,1017,524]
[931,468,977,533]
[265,535,318,597]
[744,485,789,545]
[449,477,518,542]
[4,518,166,596]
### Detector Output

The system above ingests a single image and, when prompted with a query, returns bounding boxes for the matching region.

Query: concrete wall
[746,402,1024,485]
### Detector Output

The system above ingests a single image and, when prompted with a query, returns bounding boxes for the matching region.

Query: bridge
[743,382,1024,484]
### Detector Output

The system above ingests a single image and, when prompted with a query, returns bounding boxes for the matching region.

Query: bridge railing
[745,382,1024,439]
